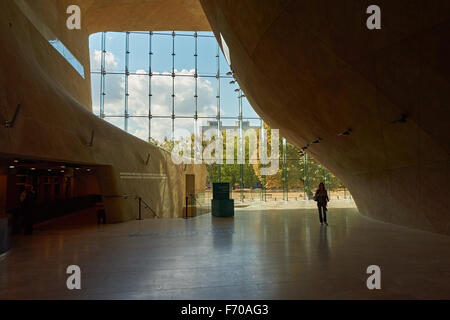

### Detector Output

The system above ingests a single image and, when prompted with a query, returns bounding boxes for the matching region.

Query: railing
[197,188,352,203]
[103,194,159,219]
[184,193,211,219]
[137,196,158,220]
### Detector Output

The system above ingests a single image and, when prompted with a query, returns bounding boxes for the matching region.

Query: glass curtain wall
[89,31,349,203]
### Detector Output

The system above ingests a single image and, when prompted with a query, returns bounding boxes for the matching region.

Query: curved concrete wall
[200,0,450,234]
[0,0,206,222]
[2,0,448,233]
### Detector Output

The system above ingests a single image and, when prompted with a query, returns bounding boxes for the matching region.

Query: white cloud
[90,49,118,71]
[91,51,226,144]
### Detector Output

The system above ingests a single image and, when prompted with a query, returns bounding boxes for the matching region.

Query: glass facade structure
[89,31,349,203]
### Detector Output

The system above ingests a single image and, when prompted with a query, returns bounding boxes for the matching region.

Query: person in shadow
[21,184,37,235]
[314,182,329,226]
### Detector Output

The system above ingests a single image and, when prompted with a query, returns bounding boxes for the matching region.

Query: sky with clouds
[89,32,261,143]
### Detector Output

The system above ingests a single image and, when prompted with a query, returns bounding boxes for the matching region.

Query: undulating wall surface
[200,0,450,234]
[2,0,447,234]
[0,0,206,222]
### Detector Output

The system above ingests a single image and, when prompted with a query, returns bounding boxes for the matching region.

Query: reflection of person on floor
[21,184,37,235]
[96,202,106,224]
[314,182,329,226]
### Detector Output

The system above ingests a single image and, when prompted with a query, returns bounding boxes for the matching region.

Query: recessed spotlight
[9,165,15,169]
[60,170,65,173]
[86,168,91,172]
[75,167,80,170]
[31,168,36,171]
[13,159,19,163]
[48,169,52,172]
[60,165,66,169]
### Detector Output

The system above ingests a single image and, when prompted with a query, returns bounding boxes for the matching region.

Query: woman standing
[314,182,329,225]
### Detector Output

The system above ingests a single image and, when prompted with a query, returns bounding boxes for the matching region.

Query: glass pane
[176,31,195,36]
[243,97,259,118]
[219,52,231,76]
[90,73,101,115]
[286,142,304,201]
[104,74,125,115]
[220,78,239,117]
[104,117,124,131]
[197,36,217,76]
[259,126,283,202]
[128,73,149,116]
[197,31,213,37]
[151,118,173,146]
[174,75,195,116]
[174,118,195,139]
[243,118,261,127]
[89,33,102,72]
[175,35,195,74]
[129,32,149,73]
[152,34,172,73]
[174,118,195,159]
[198,118,218,137]
[105,32,125,72]
[197,77,217,117]
[220,119,239,130]
[128,117,149,142]
[151,74,172,116]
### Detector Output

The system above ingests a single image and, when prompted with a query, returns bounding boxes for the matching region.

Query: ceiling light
[9,165,15,169]
[13,159,19,163]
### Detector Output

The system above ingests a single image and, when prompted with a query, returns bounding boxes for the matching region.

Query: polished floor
[1,204,449,299]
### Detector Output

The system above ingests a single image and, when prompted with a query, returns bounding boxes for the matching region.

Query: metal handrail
[102,194,158,219]
[138,196,158,219]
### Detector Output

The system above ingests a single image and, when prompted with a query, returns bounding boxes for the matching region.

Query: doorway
[185,174,195,218]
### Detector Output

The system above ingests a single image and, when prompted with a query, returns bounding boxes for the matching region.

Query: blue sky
[89,31,261,142]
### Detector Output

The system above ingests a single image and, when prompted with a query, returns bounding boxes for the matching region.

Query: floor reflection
[1,207,449,299]
[318,225,330,264]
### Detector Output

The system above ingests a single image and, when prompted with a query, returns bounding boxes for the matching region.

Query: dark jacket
[314,189,329,206]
